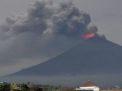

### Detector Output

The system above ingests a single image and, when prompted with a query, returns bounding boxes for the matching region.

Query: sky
[0,0,122,45]
[0,0,122,76]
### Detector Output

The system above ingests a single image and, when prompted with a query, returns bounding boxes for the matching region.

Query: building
[76,81,100,91]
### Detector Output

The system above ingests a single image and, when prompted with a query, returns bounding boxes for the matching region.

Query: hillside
[2,37,122,86]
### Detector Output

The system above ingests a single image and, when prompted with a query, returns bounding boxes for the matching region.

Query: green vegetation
[0,81,74,91]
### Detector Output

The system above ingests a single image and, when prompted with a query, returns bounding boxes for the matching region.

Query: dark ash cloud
[0,1,94,76]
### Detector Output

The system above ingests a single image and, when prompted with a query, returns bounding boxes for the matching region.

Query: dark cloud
[0,1,93,75]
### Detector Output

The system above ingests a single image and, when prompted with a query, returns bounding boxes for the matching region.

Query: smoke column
[0,1,97,75]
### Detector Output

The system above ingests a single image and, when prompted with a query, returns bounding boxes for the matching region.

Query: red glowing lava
[81,32,96,39]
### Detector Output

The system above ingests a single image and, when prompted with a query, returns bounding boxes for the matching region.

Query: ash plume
[0,1,95,75]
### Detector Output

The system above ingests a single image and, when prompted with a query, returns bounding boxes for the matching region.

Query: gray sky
[0,0,122,76]
[0,0,122,45]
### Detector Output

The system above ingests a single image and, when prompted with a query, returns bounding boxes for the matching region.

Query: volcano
[3,36,122,86]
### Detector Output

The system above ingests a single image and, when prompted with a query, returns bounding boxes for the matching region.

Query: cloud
[0,1,92,76]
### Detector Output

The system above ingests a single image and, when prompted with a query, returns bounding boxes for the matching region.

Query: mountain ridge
[6,37,122,77]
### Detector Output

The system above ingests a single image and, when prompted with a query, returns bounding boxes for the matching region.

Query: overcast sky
[0,0,122,76]
[0,0,122,45]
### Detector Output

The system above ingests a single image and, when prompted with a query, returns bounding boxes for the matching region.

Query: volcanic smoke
[0,0,99,75]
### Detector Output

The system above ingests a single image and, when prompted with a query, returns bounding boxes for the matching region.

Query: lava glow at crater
[81,32,96,39]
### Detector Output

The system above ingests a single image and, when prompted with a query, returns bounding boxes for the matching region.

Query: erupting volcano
[3,35,122,86]
[1,1,122,87]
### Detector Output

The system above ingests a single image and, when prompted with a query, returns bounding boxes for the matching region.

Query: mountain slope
[8,37,122,76]
[3,37,122,86]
